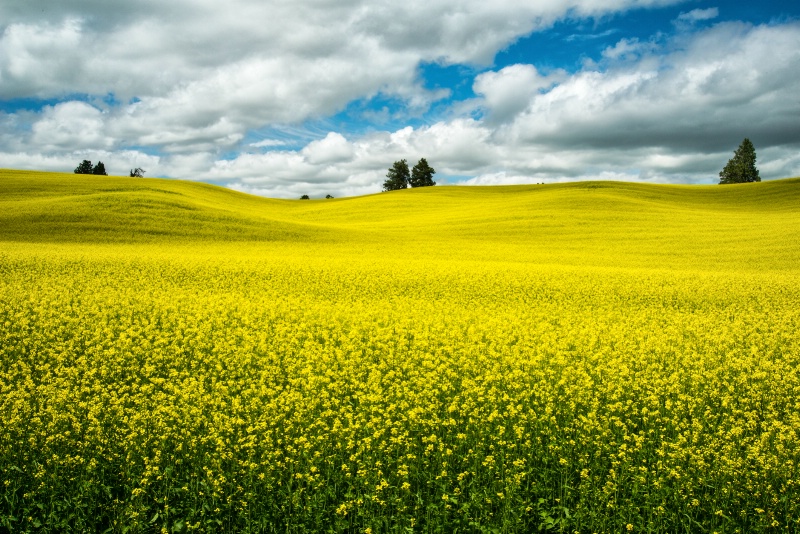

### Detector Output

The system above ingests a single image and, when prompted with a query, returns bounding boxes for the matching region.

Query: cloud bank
[1,1,798,197]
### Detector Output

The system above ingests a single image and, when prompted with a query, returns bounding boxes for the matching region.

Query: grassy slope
[2,168,799,271]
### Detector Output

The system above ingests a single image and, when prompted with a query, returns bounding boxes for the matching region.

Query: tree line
[74,160,145,177]
[74,160,107,176]
[383,158,436,191]
[77,139,761,198]
[299,158,436,199]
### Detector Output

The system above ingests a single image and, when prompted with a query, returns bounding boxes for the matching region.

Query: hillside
[2,168,799,270]
[3,168,800,532]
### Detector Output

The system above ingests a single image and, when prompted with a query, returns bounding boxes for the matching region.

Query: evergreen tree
[74,160,94,174]
[383,159,410,191]
[719,138,760,184]
[410,158,436,187]
[92,161,108,175]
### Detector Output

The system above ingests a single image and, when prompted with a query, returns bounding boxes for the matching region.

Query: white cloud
[2,1,799,198]
[676,8,719,24]
[473,64,565,123]
[501,21,800,153]
[302,133,355,165]
[250,139,287,148]
[672,8,719,32]
[31,101,111,151]
[0,18,85,99]
[0,0,686,150]
[462,172,545,186]
[196,20,800,197]
[601,38,660,61]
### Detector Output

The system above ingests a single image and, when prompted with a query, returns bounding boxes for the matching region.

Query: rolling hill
[2,168,799,271]
[3,167,800,532]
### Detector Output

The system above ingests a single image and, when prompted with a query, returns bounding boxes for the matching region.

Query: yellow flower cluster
[2,240,799,533]
[2,171,800,532]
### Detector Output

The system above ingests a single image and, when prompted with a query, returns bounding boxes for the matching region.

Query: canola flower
[2,248,799,533]
[1,171,800,532]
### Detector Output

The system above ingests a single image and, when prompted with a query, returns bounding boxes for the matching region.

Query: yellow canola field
[2,170,800,533]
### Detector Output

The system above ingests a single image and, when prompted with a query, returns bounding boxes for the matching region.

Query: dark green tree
[326,194,334,199]
[383,159,410,191]
[719,138,760,184]
[74,160,94,174]
[300,194,310,199]
[92,161,107,175]
[130,168,145,178]
[410,158,436,187]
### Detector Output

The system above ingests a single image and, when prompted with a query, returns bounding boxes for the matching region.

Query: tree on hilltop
[130,168,145,178]
[410,158,436,187]
[74,160,94,174]
[719,138,760,184]
[92,161,107,175]
[383,159,410,191]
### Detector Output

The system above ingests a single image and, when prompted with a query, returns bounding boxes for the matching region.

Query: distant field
[2,169,800,533]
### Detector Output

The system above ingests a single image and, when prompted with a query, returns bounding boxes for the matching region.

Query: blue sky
[1,0,798,198]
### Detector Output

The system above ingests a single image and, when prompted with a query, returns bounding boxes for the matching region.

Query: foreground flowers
[2,240,799,532]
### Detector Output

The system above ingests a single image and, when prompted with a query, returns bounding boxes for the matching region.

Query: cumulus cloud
[503,22,800,152]
[1,1,799,198]
[0,18,86,99]
[200,20,800,197]
[30,102,111,151]
[302,133,355,165]
[473,64,565,123]
[0,0,685,151]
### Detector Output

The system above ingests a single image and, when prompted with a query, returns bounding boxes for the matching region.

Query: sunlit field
[2,169,800,533]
